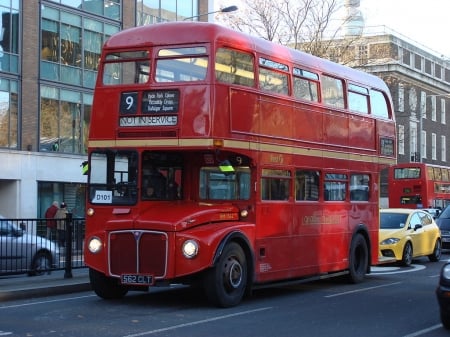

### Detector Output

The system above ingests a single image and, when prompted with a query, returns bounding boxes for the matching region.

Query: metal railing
[0,214,85,277]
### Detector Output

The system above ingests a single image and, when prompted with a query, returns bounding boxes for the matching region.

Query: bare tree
[217,0,284,42]
[216,0,361,60]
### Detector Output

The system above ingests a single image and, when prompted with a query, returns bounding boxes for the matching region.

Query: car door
[408,212,426,257]
[0,220,27,273]
[417,211,437,254]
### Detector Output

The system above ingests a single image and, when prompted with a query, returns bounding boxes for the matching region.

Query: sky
[214,0,450,58]
[358,0,450,57]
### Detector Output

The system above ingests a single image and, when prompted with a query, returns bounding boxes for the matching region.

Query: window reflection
[0,80,18,149]
[39,86,92,154]
[40,8,119,87]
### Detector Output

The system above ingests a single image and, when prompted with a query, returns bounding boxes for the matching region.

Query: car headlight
[182,239,199,259]
[88,237,102,254]
[380,238,400,245]
[442,263,450,280]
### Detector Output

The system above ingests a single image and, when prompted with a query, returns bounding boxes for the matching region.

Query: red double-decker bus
[388,162,450,210]
[84,22,396,307]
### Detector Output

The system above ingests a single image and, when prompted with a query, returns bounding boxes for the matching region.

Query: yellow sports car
[379,208,441,266]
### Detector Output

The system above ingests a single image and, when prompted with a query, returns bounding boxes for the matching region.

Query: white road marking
[0,294,96,309]
[122,307,273,337]
[371,264,426,275]
[402,323,442,337]
[324,282,402,298]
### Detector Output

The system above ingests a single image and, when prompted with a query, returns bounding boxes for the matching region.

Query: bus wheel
[204,242,247,308]
[89,268,128,299]
[401,242,413,266]
[348,233,368,283]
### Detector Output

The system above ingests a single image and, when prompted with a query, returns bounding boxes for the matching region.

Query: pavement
[0,268,92,302]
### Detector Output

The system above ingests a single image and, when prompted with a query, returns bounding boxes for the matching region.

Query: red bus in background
[388,162,450,210]
[84,22,396,307]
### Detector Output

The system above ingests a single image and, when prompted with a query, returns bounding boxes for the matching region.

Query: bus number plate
[121,274,153,286]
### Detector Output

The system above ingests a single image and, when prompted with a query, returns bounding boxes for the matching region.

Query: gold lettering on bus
[269,154,284,164]
[302,215,341,225]
[219,213,238,220]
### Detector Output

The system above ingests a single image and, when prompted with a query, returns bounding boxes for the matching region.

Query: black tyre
[29,251,52,276]
[428,239,442,262]
[204,242,247,308]
[441,309,450,330]
[401,242,413,266]
[89,268,128,299]
[348,233,368,283]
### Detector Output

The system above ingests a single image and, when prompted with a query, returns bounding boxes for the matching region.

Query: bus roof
[103,22,390,93]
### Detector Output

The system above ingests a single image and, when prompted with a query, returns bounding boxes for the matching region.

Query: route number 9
[120,92,138,114]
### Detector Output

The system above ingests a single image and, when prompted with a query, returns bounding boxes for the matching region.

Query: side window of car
[410,213,421,228]
[421,212,432,225]
[0,222,11,236]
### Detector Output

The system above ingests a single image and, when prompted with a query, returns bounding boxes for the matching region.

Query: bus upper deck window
[258,58,289,96]
[370,90,389,118]
[102,51,150,85]
[215,48,255,87]
[293,68,319,102]
[322,75,344,108]
[348,84,369,114]
[156,47,208,83]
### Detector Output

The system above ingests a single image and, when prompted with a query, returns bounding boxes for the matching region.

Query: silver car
[0,215,60,276]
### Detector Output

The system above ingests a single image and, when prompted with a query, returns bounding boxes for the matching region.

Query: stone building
[323,27,450,204]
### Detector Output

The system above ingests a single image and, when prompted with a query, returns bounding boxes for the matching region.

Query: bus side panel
[323,110,349,148]
[293,103,323,144]
[348,115,375,151]
[179,86,211,138]
[254,203,294,282]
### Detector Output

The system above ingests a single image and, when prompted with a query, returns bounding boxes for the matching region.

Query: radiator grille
[109,230,167,278]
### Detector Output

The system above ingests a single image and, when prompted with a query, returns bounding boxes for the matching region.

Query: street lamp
[418,93,450,162]
[183,5,238,21]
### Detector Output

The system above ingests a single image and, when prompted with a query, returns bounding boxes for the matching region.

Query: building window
[137,0,198,24]
[431,95,437,121]
[442,135,447,162]
[0,79,18,149]
[441,98,446,125]
[49,0,121,21]
[398,83,404,112]
[414,54,422,71]
[421,130,426,160]
[410,121,418,161]
[0,0,19,73]
[41,7,120,89]
[432,133,437,160]
[402,49,410,66]
[398,124,405,155]
[40,86,92,154]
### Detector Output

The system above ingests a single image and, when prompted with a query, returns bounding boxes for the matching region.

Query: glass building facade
[0,0,204,219]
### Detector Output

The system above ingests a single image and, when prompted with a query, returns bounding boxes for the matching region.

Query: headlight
[442,263,450,280]
[88,237,102,253]
[182,239,199,259]
[380,238,400,245]
[87,208,95,216]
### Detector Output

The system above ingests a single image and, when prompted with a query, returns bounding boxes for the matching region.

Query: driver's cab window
[141,151,183,201]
